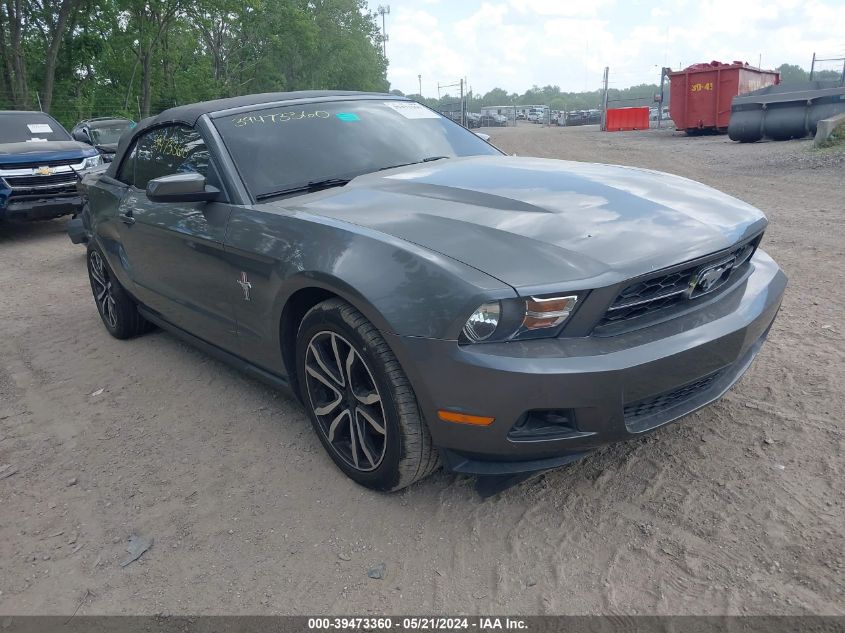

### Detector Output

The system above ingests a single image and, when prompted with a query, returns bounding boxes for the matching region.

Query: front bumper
[0,195,84,221]
[387,250,787,475]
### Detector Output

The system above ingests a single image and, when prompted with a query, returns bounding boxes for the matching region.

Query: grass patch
[816,122,845,149]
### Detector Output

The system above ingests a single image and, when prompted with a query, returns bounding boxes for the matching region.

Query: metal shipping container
[668,61,779,134]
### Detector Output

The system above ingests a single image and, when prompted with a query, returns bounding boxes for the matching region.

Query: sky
[381,0,845,96]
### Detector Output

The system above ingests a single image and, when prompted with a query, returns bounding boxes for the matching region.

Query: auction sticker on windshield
[27,123,53,133]
[383,101,440,119]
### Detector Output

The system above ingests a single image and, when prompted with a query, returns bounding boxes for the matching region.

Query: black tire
[81,203,92,235]
[87,245,149,339]
[296,298,439,491]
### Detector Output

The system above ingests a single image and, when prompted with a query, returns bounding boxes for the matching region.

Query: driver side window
[119,124,218,191]
[136,125,210,190]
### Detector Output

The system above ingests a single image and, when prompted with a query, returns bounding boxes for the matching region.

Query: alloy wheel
[304,331,387,472]
[89,250,118,329]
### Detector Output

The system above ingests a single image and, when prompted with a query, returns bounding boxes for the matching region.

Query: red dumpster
[605,107,649,131]
[668,61,779,134]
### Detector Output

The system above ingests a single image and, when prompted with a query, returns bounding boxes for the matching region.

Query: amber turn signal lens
[437,410,495,426]
[522,295,578,330]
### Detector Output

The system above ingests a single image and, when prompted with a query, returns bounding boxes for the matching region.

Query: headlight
[462,301,501,342]
[82,154,103,169]
[460,294,580,344]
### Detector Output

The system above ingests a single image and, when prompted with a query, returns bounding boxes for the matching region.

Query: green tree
[0,0,388,126]
[480,87,509,105]
[29,0,82,112]
[776,63,808,83]
[0,0,31,108]
[776,62,841,83]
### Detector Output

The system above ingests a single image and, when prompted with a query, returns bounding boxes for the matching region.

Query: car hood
[0,140,95,162]
[287,155,768,291]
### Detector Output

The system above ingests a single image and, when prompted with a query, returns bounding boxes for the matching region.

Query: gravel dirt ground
[0,124,842,616]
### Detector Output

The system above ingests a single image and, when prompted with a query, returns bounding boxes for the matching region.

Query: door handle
[119,213,135,225]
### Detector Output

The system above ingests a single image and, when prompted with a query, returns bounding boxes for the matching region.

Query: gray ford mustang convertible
[83,91,787,491]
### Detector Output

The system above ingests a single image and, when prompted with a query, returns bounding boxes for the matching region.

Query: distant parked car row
[0,110,134,223]
[649,106,671,121]
[439,106,650,129]
[462,112,509,128]
[480,113,508,127]
[562,110,602,126]
[460,109,599,128]
[527,107,548,122]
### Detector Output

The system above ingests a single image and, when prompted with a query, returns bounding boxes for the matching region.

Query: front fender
[230,207,515,339]
[224,206,515,374]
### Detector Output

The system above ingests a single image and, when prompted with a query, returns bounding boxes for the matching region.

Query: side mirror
[73,129,91,144]
[474,132,491,142]
[146,173,219,203]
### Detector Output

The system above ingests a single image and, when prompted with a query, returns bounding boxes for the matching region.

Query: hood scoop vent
[379,178,552,214]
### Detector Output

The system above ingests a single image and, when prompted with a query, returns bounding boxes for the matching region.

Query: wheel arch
[277,274,397,401]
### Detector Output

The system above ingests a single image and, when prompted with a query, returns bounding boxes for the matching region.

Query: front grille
[598,236,761,329]
[624,370,723,423]
[604,270,697,323]
[7,185,78,200]
[0,157,82,170]
[4,173,78,192]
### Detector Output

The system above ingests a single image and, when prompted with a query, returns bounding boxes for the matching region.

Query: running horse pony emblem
[237,271,252,301]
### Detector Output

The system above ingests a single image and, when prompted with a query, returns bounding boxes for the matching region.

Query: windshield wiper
[377,156,450,172]
[256,157,449,199]
[255,177,352,201]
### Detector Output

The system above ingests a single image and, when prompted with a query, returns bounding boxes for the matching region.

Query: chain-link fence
[0,89,181,130]
[477,105,517,127]
[438,97,465,127]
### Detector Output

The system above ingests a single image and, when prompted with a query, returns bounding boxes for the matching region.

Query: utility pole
[377,5,390,59]
[460,78,465,127]
[438,79,465,121]
[418,74,422,98]
[658,67,667,128]
[810,52,845,85]
[600,66,609,131]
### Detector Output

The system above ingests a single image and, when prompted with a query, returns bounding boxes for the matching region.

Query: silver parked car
[82,91,786,491]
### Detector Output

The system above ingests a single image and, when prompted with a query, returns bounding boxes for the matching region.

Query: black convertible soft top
[106,90,400,177]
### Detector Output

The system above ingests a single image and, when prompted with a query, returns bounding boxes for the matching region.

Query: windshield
[0,113,71,143]
[214,99,501,199]
[89,121,132,145]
